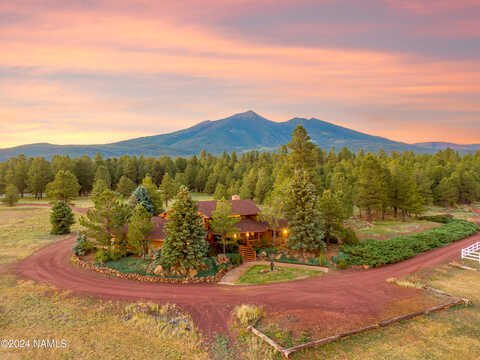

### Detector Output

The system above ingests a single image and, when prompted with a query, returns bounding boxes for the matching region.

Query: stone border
[247,286,471,358]
[70,253,229,284]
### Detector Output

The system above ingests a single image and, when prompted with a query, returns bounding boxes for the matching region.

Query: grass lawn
[348,219,441,241]
[0,205,209,360]
[235,265,323,285]
[424,204,479,221]
[18,196,95,208]
[0,205,83,265]
[191,192,214,201]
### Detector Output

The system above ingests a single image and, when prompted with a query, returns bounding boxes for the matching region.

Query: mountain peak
[230,110,263,119]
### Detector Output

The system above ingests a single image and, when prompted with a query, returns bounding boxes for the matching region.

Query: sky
[1,0,480,148]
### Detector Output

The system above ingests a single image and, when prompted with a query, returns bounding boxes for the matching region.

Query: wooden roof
[197,199,260,218]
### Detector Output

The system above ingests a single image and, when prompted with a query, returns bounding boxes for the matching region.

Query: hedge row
[341,220,479,267]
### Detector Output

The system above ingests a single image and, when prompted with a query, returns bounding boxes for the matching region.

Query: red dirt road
[13,207,480,335]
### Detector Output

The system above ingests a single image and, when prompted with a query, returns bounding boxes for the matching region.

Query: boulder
[153,265,163,275]
[188,269,198,278]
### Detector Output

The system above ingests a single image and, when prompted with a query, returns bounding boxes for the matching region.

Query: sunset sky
[1,0,480,148]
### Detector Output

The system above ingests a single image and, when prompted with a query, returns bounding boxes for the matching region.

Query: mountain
[0,111,477,160]
[414,142,480,153]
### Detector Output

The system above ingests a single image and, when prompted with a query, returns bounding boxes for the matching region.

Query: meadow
[0,204,209,360]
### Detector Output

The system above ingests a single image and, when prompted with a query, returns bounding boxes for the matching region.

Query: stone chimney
[231,194,240,201]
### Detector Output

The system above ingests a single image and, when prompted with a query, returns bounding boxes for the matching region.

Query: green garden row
[341,219,479,267]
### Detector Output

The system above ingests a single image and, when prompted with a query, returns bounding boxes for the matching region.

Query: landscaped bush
[226,253,242,266]
[418,214,454,224]
[102,256,149,275]
[197,257,219,277]
[341,220,480,267]
[339,226,360,245]
[94,249,111,264]
[72,233,92,256]
[256,247,279,257]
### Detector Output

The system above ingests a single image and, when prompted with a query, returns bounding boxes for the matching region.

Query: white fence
[462,242,480,263]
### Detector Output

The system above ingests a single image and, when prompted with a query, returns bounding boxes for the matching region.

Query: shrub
[317,254,330,267]
[198,257,219,277]
[94,248,111,264]
[226,253,242,266]
[2,184,19,206]
[342,220,479,267]
[50,201,75,234]
[418,214,454,224]
[232,304,263,327]
[72,233,91,256]
[256,247,279,257]
[340,227,360,245]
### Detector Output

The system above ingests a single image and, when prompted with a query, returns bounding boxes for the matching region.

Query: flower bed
[256,248,330,267]
[70,253,230,284]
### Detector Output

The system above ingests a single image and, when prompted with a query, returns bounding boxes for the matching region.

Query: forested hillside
[1,126,479,221]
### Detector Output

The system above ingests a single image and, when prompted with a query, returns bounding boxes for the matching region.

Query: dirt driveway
[13,207,480,335]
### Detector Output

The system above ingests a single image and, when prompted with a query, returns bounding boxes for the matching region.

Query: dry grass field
[0,205,209,360]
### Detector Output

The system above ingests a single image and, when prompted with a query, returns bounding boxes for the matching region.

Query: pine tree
[127,203,153,258]
[141,175,164,213]
[131,186,155,215]
[50,201,75,235]
[318,189,345,243]
[91,179,109,199]
[46,170,80,203]
[210,199,240,254]
[13,155,28,197]
[213,183,227,200]
[27,157,52,199]
[288,125,316,173]
[160,186,208,274]
[160,173,177,208]
[284,171,325,254]
[116,175,136,197]
[80,190,130,248]
[355,155,388,221]
[94,165,111,189]
[2,184,19,206]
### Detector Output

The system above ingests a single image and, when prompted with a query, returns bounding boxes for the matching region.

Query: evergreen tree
[355,155,388,221]
[94,165,111,189]
[284,172,325,254]
[46,170,80,203]
[160,186,208,274]
[141,175,164,214]
[160,173,177,207]
[210,199,240,254]
[116,175,137,197]
[2,184,19,206]
[13,155,29,197]
[434,176,459,207]
[213,183,228,200]
[127,203,153,258]
[318,189,345,243]
[91,179,109,199]
[131,186,155,215]
[27,157,52,199]
[80,190,130,249]
[73,155,95,195]
[50,201,75,234]
[288,125,316,173]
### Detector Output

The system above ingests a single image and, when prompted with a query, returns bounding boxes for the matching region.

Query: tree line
[1,126,479,222]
